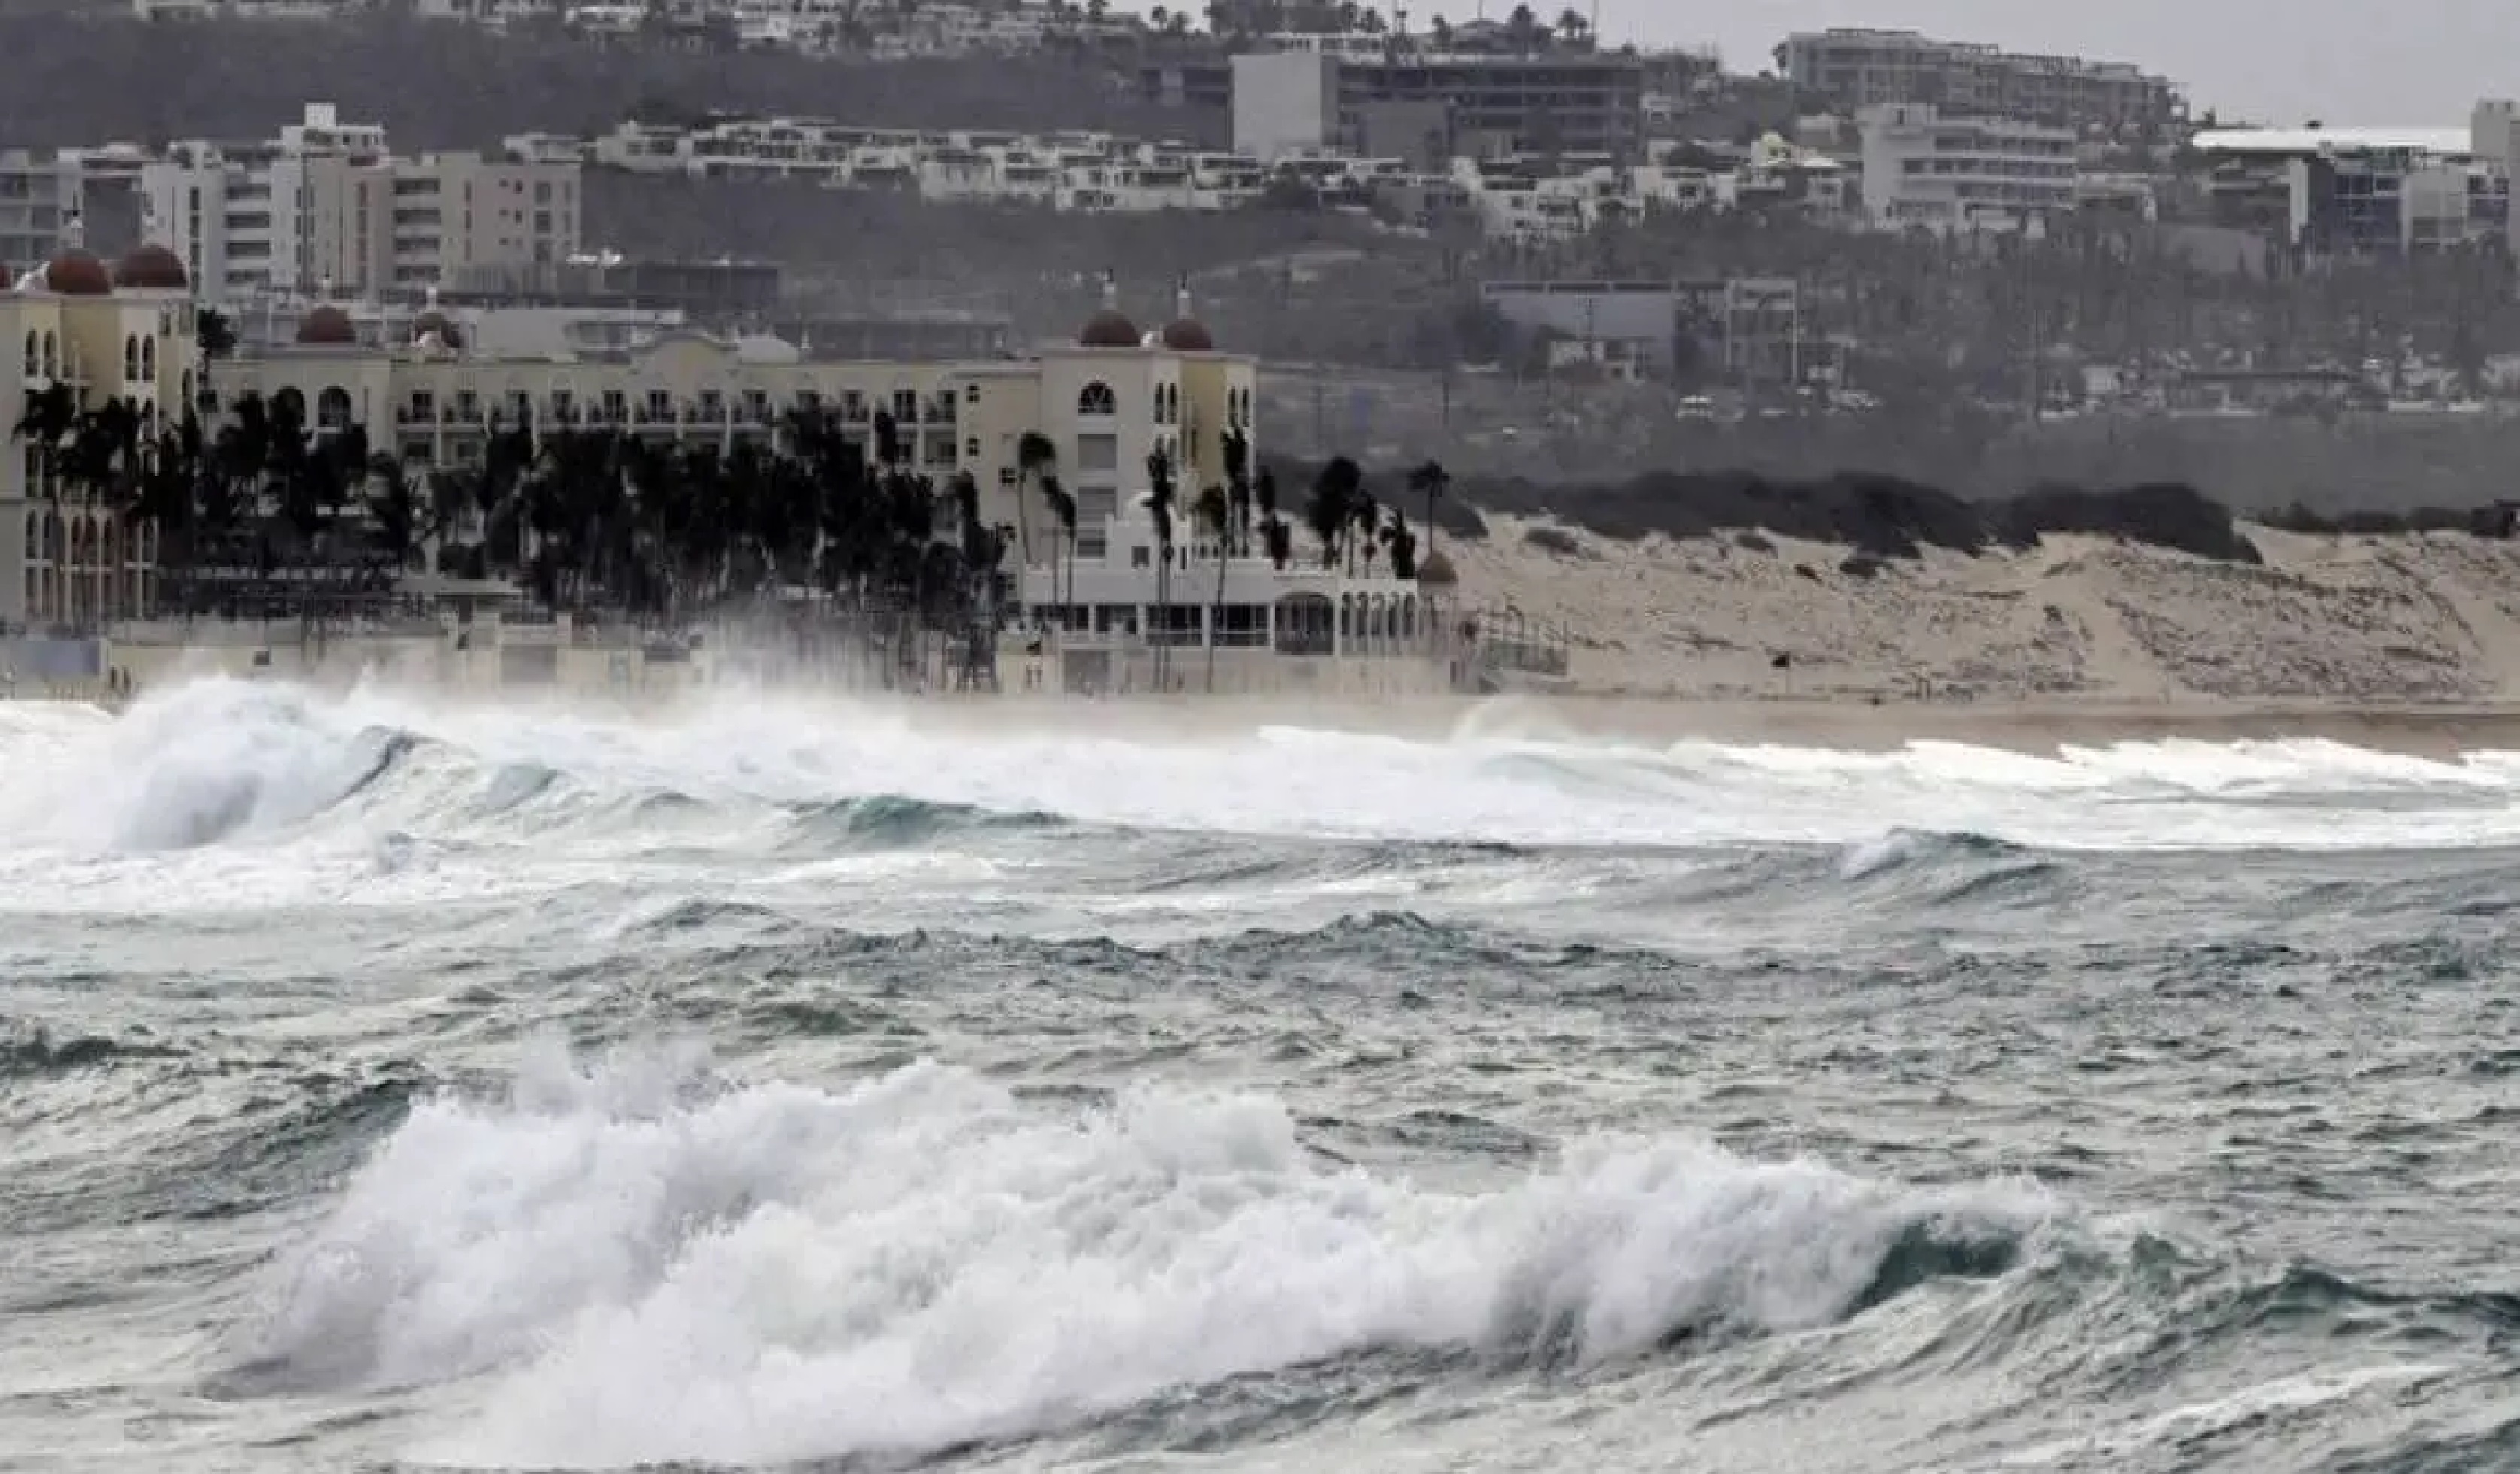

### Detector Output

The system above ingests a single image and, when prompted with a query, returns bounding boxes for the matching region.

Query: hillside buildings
[139,105,581,305]
[1857,103,2078,232]
[2193,123,2512,259]
[1777,29,2182,135]
[0,154,83,276]
[1229,44,1647,162]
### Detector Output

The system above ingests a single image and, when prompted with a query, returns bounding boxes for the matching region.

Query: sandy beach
[1439,516,2520,717]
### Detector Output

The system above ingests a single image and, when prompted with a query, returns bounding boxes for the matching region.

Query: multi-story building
[205,282,1252,566]
[0,153,82,275]
[1858,102,2077,232]
[1779,29,2181,135]
[2191,126,2505,259]
[1232,45,1647,162]
[0,246,196,632]
[139,104,580,304]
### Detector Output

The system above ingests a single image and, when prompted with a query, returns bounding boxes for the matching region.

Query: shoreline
[24,676,2520,757]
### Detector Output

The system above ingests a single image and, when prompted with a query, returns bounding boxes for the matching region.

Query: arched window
[317,385,353,432]
[21,330,34,377]
[41,331,56,378]
[141,337,156,379]
[1077,381,1116,417]
[123,335,139,382]
[181,370,195,409]
[1401,595,1417,641]
[272,385,307,426]
[22,511,36,555]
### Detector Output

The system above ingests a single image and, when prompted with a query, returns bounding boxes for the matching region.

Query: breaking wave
[232,1043,2057,1469]
[8,679,2520,872]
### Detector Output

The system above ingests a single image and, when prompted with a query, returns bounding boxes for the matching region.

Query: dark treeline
[20,383,1028,625]
[0,15,1201,150]
[1262,458,2307,565]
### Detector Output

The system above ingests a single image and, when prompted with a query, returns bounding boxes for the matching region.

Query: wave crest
[235,1042,2056,1469]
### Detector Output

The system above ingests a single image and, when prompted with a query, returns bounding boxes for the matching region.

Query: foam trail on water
[238,1043,2054,1469]
[7,680,2520,878]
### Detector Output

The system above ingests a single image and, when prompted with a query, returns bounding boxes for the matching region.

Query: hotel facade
[0,246,194,633]
[0,247,1257,630]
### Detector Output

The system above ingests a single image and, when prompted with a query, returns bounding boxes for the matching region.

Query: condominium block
[1780,29,2180,134]
[139,103,580,304]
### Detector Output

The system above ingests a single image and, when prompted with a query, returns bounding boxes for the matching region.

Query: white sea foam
[6,678,2520,900]
[238,1042,2052,1469]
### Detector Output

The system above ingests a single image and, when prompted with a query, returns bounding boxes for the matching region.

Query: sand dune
[1446,520,2520,710]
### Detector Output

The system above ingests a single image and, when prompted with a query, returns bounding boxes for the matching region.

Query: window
[123,335,139,382]
[21,330,33,376]
[892,388,918,423]
[317,385,353,431]
[1077,381,1116,416]
[965,437,980,456]
[965,383,980,402]
[141,338,156,379]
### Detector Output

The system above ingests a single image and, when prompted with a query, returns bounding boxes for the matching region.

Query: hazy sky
[1175,1,2515,126]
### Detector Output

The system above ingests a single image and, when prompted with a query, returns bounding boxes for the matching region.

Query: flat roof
[2192,127,2473,156]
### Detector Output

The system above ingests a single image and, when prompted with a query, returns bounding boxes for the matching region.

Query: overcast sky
[1180,2,2515,126]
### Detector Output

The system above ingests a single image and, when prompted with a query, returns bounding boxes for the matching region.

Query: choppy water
[5,680,2518,1473]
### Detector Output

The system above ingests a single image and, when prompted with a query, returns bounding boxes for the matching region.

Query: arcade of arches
[19,506,159,625]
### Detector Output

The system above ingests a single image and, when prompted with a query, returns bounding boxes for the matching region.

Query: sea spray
[240,1045,2059,1469]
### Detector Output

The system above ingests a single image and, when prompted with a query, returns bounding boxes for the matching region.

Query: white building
[140,103,581,304]
[1232,51,1346,163]
[1858,102,2076,232]
[0,152,80,274]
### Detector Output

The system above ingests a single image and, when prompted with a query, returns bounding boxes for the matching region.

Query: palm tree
[1406,459,1450,562]
[1192,482,1230,690]
[1256,466,1289,569]
[1015,429,1056,568]
[1305,456,1357,570]
[1145,445,1177,688]
[1221,426,1253,555]
[1349,485,1380,576]
[1382,507,1418,581]
[1040,472,1077,627]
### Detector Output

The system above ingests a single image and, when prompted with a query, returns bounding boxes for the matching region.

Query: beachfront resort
[0,243,1559,702]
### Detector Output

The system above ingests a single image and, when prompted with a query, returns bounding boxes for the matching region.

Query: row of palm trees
[15,386,1457,645]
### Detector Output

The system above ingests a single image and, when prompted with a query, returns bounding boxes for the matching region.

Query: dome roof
[113,244,189,291]
[412,308,463,349]
[41,249,113,297]
[1159,318,1215,353]
[296,305,358,346]
[1416,548,1458,587]
[1078,308,1141,349]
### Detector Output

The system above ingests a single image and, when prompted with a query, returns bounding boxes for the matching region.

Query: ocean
[3,680,2516,1473]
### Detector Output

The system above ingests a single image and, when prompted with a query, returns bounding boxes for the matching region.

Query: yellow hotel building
[0,248,1257,629]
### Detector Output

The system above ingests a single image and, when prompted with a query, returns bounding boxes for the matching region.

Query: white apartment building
[1858,102,2076,232]
[1779,29,2182,134]
[0,153,80,273]
[141,104,580,304]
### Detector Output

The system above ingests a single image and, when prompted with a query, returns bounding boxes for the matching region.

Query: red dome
[296,305,358,345]
[41,250,112,296]
[1078,309,1141,349]
[114,244,189,291]
[1159,318,1215,353]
